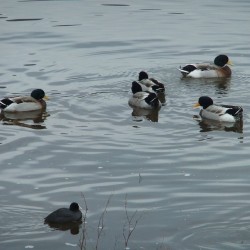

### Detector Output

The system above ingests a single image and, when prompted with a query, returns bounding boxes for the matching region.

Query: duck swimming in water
[131,71,165,94]
[179,55,232,78]
[193,96,243,122]
[128,92,161,110]
[0,89,48,112]
[44,202,82,224]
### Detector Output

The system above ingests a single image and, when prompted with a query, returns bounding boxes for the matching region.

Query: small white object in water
[25,246,34,249]
[184,173,191,177]
[65,242,77,247]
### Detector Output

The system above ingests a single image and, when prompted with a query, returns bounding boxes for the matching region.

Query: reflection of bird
[132,107,159,122]
[1,110,44,120]
[44,202,82,224]
[131,71,165,94]
[0,89,48,112]
[0,110,48,129]
[197,117,243,133]
[129,92,161,109]
[179,55,232,78]
[193,96,243,122]
[46,221,82,235]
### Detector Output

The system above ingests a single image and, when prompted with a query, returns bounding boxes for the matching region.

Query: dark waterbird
[44,202,82,224]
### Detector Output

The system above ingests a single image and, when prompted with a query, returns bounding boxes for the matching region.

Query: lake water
[1,0,250,249]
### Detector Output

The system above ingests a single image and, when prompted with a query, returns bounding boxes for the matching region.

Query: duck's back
[44,208,82,223]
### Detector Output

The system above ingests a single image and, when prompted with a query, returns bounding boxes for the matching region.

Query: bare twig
[112,235,119,250]
[78,194,143,250]
[79,193,88,250]
[95,194,112,250]
[81,192,88,214]
[123,194,143,248]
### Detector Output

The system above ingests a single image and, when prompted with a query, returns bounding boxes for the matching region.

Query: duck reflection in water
[0,110,49,129]
[181,77,231,95]
[131,107,160,122]
[213,77,231,92]
[194,115,243,133]
[156,92,166,105]
[45,220,82,235]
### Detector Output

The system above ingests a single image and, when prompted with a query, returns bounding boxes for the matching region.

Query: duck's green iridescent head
[214,55,232,67]
[31,89,47,100]
[194,96,213,109]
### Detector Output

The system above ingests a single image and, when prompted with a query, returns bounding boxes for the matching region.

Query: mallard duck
[44,202,82,224]
[193,96,243,122]
[179,55,232,78]
[128,92,161,109]
[0,89,48,112]
[131,71,165,94]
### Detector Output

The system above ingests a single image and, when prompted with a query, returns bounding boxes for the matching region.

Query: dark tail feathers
[224,105,243,119]
[181,64,197,73]
[150,78,165,93]
[0,98,14,109]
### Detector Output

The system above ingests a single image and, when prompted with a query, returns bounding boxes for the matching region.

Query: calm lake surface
[1,0,250,249]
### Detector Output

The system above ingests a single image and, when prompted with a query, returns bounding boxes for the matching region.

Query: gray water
[1,0,250,249]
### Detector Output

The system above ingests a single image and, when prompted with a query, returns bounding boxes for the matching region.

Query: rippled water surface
[1,0,250,249]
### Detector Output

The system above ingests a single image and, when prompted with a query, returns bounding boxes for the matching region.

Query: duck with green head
[194,96,243,122]
[0,89,48,112]
[179,55,233,78]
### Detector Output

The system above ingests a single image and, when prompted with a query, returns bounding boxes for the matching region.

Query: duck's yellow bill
[193,103,200,108]
[227,59,233,66]
[43,95,49,100]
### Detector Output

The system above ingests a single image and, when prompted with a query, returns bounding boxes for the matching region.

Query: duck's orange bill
[193,103,201,108]
[227,60,233,66]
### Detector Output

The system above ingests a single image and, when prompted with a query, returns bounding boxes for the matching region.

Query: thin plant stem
[95,194,112,250]
[123,194,143,248]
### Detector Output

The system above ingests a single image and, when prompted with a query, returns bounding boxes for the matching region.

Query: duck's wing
[206,105,228,115]
[139,79,155,87]
[149,78,162,85]
[132,91,150,100]
[195,63,218,71]
[13,96,37,103]
[208,104,243,118]
[149,78,165,92]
